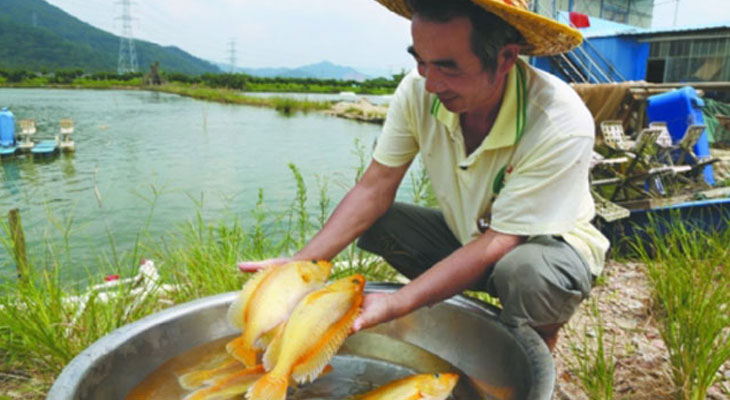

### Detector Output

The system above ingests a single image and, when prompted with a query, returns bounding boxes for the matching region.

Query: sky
[651,0,730,28]
[43,0,730,74]
[43,0,415,76]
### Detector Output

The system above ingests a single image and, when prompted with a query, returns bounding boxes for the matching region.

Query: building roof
[556,11,647,39]
[557,12,730,40]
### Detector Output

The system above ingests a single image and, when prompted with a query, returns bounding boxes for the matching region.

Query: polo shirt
[373,59,610,276]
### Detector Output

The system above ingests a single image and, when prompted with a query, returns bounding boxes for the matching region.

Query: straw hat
[375,0,582,56]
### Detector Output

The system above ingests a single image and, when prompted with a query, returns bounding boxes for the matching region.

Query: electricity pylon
[117,0,138,74]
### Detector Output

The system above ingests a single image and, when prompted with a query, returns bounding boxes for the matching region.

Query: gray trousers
[357,202,593,327]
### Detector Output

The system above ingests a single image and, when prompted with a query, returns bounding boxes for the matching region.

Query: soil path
[553,260,730,399]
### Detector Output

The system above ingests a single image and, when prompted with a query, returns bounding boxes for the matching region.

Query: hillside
[0,0,219,74]
[239,61,371,81]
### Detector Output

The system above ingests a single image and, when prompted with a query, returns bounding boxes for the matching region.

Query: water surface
[0,88,408,277]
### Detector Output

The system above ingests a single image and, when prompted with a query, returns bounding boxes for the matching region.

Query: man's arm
[353,228,525,331]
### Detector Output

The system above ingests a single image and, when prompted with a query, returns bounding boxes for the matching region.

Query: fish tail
[246,372,288,400]
[226,337,258,367]
[178,369,211,390]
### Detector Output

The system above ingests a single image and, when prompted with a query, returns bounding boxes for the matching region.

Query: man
[240,0,609,351]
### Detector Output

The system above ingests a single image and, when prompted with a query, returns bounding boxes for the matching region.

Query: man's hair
[404,0,525,71]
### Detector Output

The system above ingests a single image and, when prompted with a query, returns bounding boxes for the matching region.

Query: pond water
[0,88,412,277]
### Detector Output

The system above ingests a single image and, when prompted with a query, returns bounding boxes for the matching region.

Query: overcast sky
[43,0,730,74]
[651,0,730,28]
[42,0,414,76]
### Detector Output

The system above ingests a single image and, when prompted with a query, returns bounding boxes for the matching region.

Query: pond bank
[150,84,389,124]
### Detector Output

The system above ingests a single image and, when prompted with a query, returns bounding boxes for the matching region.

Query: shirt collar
[430,59,527,151]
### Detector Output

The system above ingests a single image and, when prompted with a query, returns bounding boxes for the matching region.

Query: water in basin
[126,332,499,399]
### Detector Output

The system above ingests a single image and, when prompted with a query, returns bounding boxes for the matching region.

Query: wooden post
[9,208,28,282]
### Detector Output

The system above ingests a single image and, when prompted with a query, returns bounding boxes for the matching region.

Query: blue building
[532,14,730,84]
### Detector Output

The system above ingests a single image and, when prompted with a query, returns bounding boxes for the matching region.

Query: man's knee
[488,238,591,328]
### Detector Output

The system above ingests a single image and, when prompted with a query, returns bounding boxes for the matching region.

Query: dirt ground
[553,260,730,399]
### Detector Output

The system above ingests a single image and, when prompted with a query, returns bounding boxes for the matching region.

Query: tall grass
[566,299,616,399]
[633,215,730,400]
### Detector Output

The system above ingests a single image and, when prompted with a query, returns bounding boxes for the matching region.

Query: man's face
[409,15,502,114]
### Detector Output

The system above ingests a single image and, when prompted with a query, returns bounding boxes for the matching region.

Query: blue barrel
[646,87,714,185]
[0,107,15,147]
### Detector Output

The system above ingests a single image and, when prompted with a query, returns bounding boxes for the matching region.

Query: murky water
[126,332,483,400]
[0,89,410,278]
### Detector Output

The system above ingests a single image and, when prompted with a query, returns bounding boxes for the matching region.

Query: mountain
[0,0,220,74]
[238,61,372,81]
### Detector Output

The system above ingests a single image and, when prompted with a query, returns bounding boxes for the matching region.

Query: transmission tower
[117,0,138,74]
[227,38,237,73]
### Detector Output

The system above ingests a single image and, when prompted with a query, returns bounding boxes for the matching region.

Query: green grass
[0,146,401,396]
[151,84,332,114]
[633,215,730,400]
[566,298,616,400]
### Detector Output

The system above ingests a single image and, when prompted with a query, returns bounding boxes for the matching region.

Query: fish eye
[434,373,440,378]
[312,259,319,264]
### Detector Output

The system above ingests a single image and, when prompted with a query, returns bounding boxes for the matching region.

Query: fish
[247,274,366,400]
[183,364,266,400]
[226,259,333,367]
[178,354,242,390]
[183,364,335,400]
[349,372,459,400]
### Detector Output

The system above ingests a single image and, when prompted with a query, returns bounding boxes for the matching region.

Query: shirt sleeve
[372,72,420,167]
[489,134,595,236]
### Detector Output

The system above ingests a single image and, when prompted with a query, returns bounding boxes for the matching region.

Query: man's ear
[496,44,521,78]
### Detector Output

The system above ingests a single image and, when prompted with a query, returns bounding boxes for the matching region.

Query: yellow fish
[247,274,366,400]
[178,354,242,390]
[350,372,459,400]
[183,364,335,400]
[183,364,266,400]
[226,260,333,367]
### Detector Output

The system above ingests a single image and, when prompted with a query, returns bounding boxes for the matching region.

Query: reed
[566,298,616,400]
[633,215,730,400]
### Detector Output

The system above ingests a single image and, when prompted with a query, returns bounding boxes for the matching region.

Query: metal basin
[48,283,555,399]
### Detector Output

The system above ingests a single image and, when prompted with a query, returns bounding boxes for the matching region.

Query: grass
[144,84,332,114]
[633,215,730,400]
[566,298,616,399]
[0,144,398,396]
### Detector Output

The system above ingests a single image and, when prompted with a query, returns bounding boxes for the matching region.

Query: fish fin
[291,301,360,384]
[178,357,241,390]
[286,363,335,387]
[226,336,258,367]
[255,322,284,351]
[227,266,275,329]
[262,322,285,371]
[246,372,288,400]
[183,365,265,400]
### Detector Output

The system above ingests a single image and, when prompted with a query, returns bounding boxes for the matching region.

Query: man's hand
[237,257,291,273]
[352,292,404,332]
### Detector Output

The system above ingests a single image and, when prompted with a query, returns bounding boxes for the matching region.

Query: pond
[0,88,412,277]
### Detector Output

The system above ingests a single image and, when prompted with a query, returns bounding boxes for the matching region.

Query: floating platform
[0,146,17,157]
[30,139,59,156]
